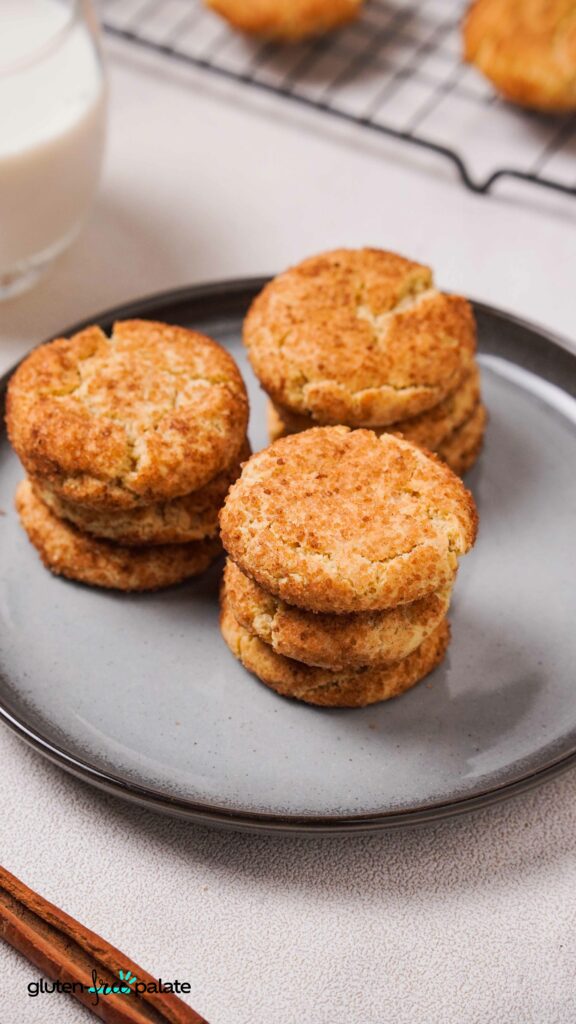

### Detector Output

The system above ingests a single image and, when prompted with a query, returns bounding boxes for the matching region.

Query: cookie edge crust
[16,479,222,592]
[220,597,451,707]
[33,438,252,546]
[223,558,453,670]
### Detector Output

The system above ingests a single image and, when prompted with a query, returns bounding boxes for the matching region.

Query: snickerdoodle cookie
[16,480,222,591]
[463,0,576,111]
[223,558,452,670]
[205,0,363,40]
[221,594,450,707]
[244,249,476,428]
[7,320,249,511]
[34,440,251,546]
[220,427,478,614]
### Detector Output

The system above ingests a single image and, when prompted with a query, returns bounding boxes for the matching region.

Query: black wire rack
[99,0,576,198]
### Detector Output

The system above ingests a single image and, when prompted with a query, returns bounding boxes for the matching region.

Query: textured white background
[1,28,576,1024]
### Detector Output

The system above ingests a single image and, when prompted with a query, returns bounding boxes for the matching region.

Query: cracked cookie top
[220,426,478,613]
[244,248,476,427]
[7,320,249,510]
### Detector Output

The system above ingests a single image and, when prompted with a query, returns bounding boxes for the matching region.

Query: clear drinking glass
[0,0,107,299]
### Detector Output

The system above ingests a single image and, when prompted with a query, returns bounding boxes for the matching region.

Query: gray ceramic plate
[1,279,575,835]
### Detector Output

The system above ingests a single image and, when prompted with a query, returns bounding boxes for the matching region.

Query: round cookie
[268,364,482,450]
[437,402,487,476]
[221,596,450,707]
[7,320,249,511]
[244,249,476,427]
[463,0,576,111]
[220,427,478,614]
[34,439,251,546]
[223,559,452,670]
[16,480,222,592]
[205,0,363,40]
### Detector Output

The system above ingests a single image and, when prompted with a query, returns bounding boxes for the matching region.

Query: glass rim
[0,0,81,78]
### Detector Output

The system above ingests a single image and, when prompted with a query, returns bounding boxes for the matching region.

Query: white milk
[0,0,106,280]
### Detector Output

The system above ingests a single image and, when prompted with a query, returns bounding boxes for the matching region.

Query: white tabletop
[1,31,576,1024]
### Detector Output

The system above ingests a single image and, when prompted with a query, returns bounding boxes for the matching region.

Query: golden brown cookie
[34,439,251,546]
[220,427,478,613]
[268,364,482,449]
[205,0,362,40]
[16,480,222,591]
[223,558,452,670]
[221,594,450,707]
[7,320,249,511]
[244,249,476,427]
[463,0,576,111]
[437,402,487,476]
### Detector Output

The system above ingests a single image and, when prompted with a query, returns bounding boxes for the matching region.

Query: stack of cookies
[219,426,478,707]
[244,247,486,475]
[7,320,249,591]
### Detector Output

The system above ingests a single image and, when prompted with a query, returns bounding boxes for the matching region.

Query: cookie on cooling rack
[204,0,363,40]
[463,0,576,111]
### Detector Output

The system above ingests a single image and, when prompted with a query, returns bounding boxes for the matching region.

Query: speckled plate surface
[1,279,575,835]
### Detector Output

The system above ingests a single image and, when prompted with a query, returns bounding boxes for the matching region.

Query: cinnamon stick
[0,865,209,1024]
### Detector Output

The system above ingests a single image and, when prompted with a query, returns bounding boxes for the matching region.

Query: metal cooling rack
[99,0,576,197]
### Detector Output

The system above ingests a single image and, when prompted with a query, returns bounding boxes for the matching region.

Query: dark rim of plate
[1,276,575,836]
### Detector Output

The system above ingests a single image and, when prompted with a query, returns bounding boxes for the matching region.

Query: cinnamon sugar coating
[220,427,478,613]
[7,320,248,511]
[245,249,476,427]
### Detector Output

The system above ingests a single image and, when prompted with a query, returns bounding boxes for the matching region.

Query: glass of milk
[0,0,107,299]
